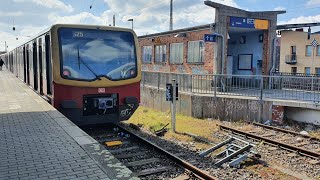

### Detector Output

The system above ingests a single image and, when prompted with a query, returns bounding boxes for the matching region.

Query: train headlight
[130,69,135,76]
[63,69,71,77]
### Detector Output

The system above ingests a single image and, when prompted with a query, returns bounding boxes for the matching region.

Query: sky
[1,0,320,51]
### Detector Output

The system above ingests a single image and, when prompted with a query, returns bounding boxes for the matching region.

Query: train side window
[42,37,46,81]
[45,35,52,95]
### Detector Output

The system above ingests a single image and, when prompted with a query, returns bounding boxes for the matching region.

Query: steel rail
[251,122,320,142]
[117,123,217,180]
[219,124,320,159]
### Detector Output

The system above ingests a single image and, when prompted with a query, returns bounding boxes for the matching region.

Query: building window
[155,45,166,63]
[316,68,320,75]
[291,67,297,74]
[305,67,311,75]
[317,45,320,56]
[187,41,204,63]
[170,43,183,64]
[290,46,297,62]
[306,45,312,56]
[291,46,296,55]
[142,46,152,63]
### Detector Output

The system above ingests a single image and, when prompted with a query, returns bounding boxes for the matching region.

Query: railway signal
[166,80,178,132]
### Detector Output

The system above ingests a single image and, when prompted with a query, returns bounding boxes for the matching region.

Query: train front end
[50,24,141,125]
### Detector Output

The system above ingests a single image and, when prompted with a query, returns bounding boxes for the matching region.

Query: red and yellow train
[1,24,141,125]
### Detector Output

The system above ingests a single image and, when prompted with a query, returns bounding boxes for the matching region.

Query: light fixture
[128,19,133,29]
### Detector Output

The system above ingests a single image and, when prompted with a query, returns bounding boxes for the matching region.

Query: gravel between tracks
[121,122,320,179]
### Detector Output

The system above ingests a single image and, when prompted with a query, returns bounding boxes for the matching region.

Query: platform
[0,69,138,180]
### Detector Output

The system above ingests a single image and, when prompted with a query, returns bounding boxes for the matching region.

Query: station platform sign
[230,16,269,30]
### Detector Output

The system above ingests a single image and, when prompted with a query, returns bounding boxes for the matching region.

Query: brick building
[138,1,285,75]
[139,25,213,74]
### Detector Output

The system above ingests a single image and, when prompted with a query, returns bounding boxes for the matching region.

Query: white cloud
[48,12,104,24]
[0,11,24,17]
[278,14,320,33]
[211,0,240,8]
[19,25,47,37]
[0,0,239,51]
[13,0,73,12]
[274,6,286,11]
[0,21,47,51]
[102,0,219,35]
[306,0,320,6]
[278,15,320,24]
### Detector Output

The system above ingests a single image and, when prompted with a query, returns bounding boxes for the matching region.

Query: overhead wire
[88,0,169,26]
[122,0,170,16]
[276,2,320,14]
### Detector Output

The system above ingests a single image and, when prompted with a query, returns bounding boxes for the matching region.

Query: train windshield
[58,27,137,81]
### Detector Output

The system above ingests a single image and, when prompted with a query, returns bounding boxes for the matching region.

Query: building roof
[313,31,320,34]
[138,24,213,38]
[277,22,320,30]
[204,0,286,15]
[138,22,320,39]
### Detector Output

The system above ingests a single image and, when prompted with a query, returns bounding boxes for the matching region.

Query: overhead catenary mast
[170,0,173,31]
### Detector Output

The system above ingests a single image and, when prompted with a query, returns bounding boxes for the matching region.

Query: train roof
[13,24,135,51]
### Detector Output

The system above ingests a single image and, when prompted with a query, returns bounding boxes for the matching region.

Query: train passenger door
[38,38,43,95]
[41,35,47,95]
[45,35,52,95]
[26,45,30,85]
[33,42,38,91]
[23,46,26,83]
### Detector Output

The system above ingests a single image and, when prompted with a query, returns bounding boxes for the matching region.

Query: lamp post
[128,19,133,30]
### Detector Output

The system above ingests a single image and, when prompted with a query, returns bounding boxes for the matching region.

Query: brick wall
[272,105,284,123]
[139,29,215,74]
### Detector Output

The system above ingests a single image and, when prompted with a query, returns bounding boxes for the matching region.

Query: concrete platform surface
[0,70,138,180]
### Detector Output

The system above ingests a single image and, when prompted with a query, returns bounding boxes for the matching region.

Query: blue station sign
[230,16,269,30]
[204,34,216,42]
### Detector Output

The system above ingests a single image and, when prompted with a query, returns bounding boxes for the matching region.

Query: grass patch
[127,106,221,149]
[310,130,320,139]
[149,122,168,133]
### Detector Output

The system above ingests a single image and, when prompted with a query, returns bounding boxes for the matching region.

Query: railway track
[251,122,320,141]
[82,123,216,180]
[217,123,320,178]
[219,124,320,159]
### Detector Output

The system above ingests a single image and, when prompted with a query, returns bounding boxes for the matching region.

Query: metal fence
[141,71,320,103]
[271,72,320,77]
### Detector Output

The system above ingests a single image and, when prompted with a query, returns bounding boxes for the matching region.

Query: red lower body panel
[52,82,140,125]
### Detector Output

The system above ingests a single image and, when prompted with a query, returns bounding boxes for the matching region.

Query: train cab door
[38,38,43,95]
[33,42,38,91]
[23,46,26,83]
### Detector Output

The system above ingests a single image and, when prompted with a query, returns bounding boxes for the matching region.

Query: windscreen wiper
[77,47,101,80]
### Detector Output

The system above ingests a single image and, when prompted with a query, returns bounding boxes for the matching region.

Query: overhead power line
[123,0,170,16]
